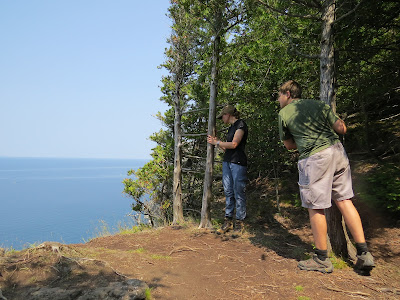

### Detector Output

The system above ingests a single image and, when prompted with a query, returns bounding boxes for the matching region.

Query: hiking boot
[355,252,375,271]
[217,217,233,234]
[234,220,244,233]
[298,254,333,273]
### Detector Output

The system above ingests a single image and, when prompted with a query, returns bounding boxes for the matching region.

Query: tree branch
[334,0,364,24]
[377,112,400,122]
[183,154,206,160]
[311,0,323,9]
[292,0,321,9]
[256,61,273,91]
[182,107,210,115]
[226,16,243,32]
[182,168,204,174]
[283,25,320,59]
[258,0,321,20]
[182,133,208,137]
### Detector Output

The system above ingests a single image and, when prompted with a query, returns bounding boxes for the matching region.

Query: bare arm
[207,135,226,151]
[332,119,347,135]
[207,129,245,150]
[283,138,297,150]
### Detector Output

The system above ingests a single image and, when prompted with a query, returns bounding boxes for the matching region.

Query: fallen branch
[320,280,370,297]
[222,273,260,283]
[259,283,279,289]
[252,287,279,294]
[217,254,247,265]
[168,246,198,256]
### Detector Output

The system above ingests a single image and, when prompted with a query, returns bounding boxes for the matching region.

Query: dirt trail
[2,222,398,300]
[79,225,399,299]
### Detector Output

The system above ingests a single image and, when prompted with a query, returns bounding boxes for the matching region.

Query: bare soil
[1,214,399,299]
[1,162,399,299]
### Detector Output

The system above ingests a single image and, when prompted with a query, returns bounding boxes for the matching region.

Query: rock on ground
[26,279,148,300]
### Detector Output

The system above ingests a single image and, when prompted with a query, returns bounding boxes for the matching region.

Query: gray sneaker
[298,254,333,273]
[355,252,375,271]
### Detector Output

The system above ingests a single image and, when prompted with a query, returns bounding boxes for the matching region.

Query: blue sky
[0,1,171,159]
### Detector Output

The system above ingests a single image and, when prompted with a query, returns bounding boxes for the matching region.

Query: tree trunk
[320,0,336,108]
[320,0,354,258]
[173,78,184,225]
[199,13,222,228]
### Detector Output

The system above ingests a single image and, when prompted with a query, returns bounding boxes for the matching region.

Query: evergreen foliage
[364,164,400,217]
[123,0,400,224]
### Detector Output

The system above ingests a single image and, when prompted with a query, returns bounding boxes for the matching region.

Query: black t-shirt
[223,119,248,166]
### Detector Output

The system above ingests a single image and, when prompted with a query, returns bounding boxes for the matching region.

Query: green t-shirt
[278,99,340,159]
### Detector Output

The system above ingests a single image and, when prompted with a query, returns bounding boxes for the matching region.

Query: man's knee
[334,198,355,213]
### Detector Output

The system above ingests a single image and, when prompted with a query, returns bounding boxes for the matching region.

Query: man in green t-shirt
[278,80,375,274]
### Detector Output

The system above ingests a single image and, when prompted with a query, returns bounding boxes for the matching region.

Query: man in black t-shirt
[207,105,248,233]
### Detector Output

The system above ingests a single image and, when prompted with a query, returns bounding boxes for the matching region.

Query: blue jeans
[222,162,247,220]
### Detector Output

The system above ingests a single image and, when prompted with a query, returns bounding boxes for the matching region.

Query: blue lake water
[0,157,147,250]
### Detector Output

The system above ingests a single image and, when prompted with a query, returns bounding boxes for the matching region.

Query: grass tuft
[330,254,349,269]
[295,285,304,292]
[129,247,146,254]
[150,254,171,260]
[145,288,153,300]
[118,224,151,235]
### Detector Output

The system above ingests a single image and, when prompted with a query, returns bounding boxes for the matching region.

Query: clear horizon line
[0,155,150,160]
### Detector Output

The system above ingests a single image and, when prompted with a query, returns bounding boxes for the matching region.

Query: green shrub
[364,164,400,216]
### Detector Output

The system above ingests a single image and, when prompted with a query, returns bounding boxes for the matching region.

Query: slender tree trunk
[199,12,222,228]
[320,0,355,258]
[320,0,336,108]
[173,77,184,224]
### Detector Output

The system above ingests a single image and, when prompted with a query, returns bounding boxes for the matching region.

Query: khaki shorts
[297,142,354,209]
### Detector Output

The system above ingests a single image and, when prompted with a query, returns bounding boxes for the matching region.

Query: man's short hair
[279,80,302,99]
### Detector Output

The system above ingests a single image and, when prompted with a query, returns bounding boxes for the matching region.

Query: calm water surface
[0,157,146,250]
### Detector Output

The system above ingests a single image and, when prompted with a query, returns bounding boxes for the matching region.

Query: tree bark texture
[320,0,336,108]
[173,77,184,224]
[199,14,222,228]
[325,204,348,257]
[320,0,352,258]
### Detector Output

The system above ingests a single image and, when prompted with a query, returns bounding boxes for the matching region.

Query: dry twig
[319,280,371,297]
[168,246,198,256]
